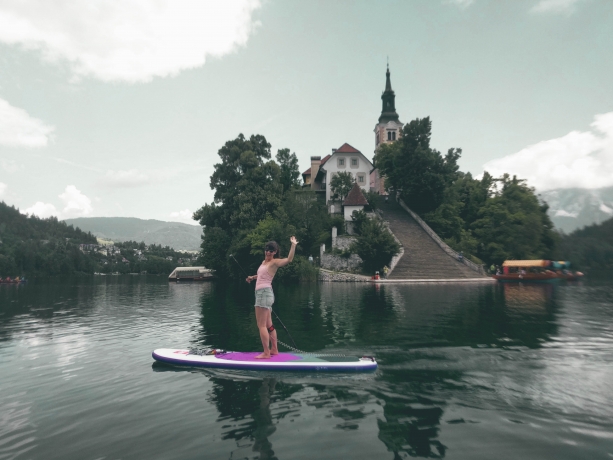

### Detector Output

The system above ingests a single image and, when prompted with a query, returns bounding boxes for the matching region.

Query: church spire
[379,64,399,124]
[385,63,392,91]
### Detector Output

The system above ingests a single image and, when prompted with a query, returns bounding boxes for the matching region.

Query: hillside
[0,201,98,275]
[540,186,613,233]
[64,217,202,251]
[559,217,613,270]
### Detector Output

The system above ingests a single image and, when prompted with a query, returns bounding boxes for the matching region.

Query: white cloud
[23,201,59,219]
[59,185,93,219]
[531,0,582,14]
[0,97,54,147]
[0,0,261,83]
[446,0,475,8]
[555,209,578,218]
[482,112,613,191]
[0,182,7,197]
[170,209,199,226]
[22,185,92,219]
[1,159,22,173]
[102,168,178,188]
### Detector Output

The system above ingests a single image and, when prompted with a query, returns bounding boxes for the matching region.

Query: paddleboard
[152,348,377,372]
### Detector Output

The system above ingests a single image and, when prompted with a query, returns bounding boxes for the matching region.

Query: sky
[0,0,612,225]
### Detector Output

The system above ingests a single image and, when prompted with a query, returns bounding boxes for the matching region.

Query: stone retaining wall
[319,270,371,282]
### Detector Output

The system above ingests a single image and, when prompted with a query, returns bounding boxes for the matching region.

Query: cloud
[0,182,7,197]
[445,0,475,8]
[0,0,262,83]
[170,209,199,225]
[531,0,582,14]
[1,159,22,173]
[0,97,54,147]
[482,112,613,191]
[23,201,59,219]
[22,185,92,219]
[59,185,93,218]
[101,167,178,188]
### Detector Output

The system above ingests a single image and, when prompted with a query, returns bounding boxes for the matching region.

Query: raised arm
[274,236,298,268]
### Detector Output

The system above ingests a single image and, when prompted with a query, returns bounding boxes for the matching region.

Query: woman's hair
[265,241,280,258]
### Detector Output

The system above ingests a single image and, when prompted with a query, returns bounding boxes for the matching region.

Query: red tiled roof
[335,143,361,154]
[343,183,369,206]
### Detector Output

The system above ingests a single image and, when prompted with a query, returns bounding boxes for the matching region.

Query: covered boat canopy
[551,261,571,269]
[168,266,213,279]
[502,260,550,268]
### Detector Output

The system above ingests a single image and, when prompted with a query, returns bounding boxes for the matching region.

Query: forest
[0,202,193,277]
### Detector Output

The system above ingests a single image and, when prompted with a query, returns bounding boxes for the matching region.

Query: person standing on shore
[246,236,298,359]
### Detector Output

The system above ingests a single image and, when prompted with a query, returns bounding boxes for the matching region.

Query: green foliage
[0,201,191,276]
[471,175,558,265]
[375,117,460,214]
[363,190,380,211]
[274,255,319,283]
[351,209,370,236]
[194,134,341,281]
[275,148,301,193]
[330,171,354,201]
[193,134,284,233]
[558,217,613,269]
[350,218,400,273]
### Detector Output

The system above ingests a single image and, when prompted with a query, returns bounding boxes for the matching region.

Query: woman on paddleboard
[246,236,298,359]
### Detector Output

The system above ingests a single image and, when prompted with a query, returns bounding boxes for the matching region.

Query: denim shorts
[254,287,274,309]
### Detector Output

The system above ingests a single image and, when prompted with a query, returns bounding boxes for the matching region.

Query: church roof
[335,143,361,154]
[343,183,369,206]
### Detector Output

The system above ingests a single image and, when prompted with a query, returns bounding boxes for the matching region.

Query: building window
[357,174,365,183]
[351,158,358,167]
[337,158,345,168]
[387,131,396,141]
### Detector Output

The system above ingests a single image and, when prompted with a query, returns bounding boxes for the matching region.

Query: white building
[302,143,373,207]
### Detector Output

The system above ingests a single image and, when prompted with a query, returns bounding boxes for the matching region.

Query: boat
[493,260,560,283]
[152,348,377,373]
[0,278,27,284]
[168,266,215,282]
[550,261,584,281]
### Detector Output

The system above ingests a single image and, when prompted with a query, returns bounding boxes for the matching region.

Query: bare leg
[255,306,271,359]
[266,311,278,355]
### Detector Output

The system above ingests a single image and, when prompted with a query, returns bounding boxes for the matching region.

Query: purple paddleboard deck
[152,349,377,372]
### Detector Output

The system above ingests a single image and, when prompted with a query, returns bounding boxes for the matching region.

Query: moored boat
[168,266,215,282]
[493,260,584,282]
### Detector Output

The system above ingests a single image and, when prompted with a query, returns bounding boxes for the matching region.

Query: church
[302,65,403,209]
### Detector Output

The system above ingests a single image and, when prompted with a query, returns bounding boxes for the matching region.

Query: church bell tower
[374,64,402,150]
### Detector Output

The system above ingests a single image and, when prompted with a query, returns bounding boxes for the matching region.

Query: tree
[193,134,284,233]
[276,148,301,193]
[471,174,558,265]
[330,171,354,201]
[193,134,286,272]
[350,217,400,273]
[375,117,460,214]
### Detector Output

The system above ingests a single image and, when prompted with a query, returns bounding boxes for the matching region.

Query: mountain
[63,217,202,251]
[538,187,613,234]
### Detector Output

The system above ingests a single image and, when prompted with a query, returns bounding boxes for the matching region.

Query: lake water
[1,275,612,459]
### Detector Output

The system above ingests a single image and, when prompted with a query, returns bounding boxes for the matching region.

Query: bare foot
[255,352,271,359]
[271,349,279,355]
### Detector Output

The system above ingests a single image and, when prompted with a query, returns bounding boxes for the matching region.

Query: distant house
[302,143,373,209]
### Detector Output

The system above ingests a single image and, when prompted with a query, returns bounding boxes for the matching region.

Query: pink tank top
[255,263,274,290]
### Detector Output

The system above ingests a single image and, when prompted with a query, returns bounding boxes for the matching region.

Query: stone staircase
[378,199,483,279]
